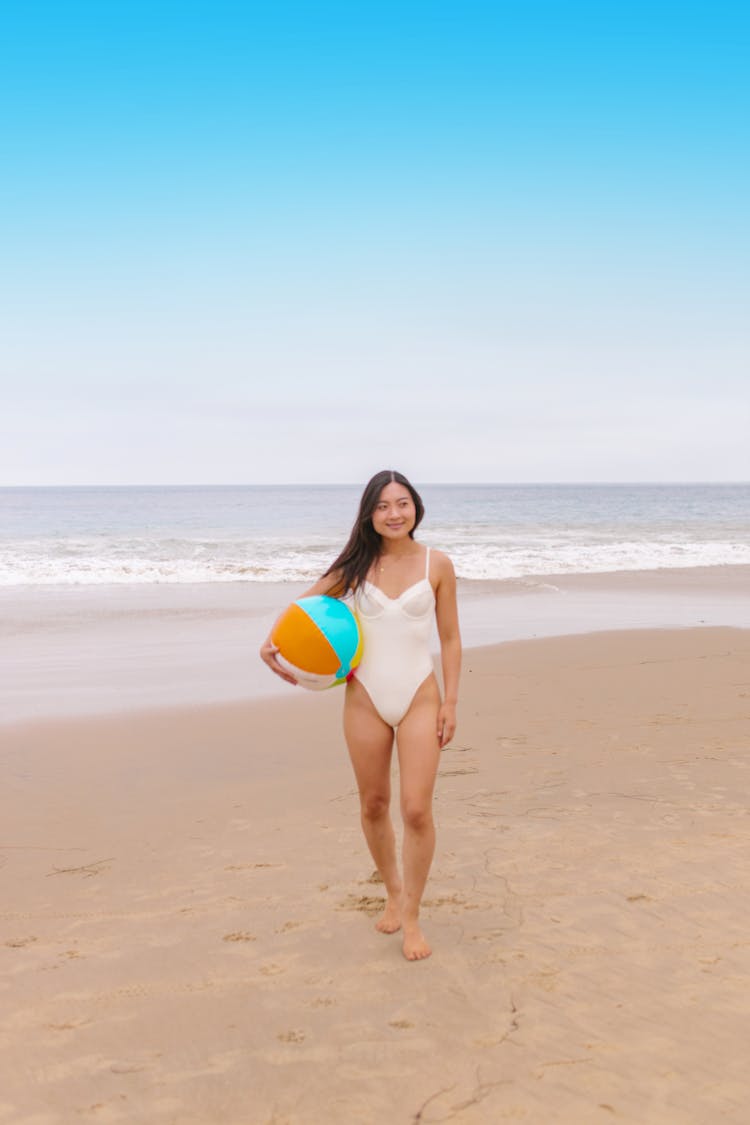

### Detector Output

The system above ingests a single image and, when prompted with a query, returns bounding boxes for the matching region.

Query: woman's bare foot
[402,921,431,960]
[375,896,402,934]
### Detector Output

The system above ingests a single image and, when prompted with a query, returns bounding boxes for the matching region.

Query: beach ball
[272,595,362,690]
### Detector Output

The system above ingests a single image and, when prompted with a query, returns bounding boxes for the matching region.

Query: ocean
[1,482,748,587]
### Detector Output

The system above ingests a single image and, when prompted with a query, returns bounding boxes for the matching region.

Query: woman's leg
[396,675,442,960]
[343,679,402,933]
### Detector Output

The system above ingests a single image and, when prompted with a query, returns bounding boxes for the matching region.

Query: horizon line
[1,480,748,490]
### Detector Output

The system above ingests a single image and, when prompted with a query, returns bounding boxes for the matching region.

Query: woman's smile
[371,482,417,538]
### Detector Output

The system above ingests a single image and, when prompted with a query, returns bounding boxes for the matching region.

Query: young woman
[260,470,461,961]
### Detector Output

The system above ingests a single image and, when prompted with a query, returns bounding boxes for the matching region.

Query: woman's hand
[437,702,457,748]
[259,637,298,685]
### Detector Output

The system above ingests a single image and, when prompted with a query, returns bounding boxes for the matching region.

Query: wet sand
[2,625,749,1123]
[3,564,749,723]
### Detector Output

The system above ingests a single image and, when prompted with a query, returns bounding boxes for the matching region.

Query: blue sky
[1,0,747,483]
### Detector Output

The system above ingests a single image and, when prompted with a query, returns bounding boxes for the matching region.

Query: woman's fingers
[437,706,456,748]
[260,641,298,685]
[269,656,298,685]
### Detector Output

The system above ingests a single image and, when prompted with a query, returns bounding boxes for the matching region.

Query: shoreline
[3,622,750,739]
[3,563,749,725]
[2,626,749,1123]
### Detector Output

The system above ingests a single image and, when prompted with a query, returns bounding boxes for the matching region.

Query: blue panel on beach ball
[297,595,361,680]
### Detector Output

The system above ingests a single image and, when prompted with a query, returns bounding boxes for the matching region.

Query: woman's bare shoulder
[428,548,456,579]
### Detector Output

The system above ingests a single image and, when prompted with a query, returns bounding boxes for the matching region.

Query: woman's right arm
[259,569,345,684]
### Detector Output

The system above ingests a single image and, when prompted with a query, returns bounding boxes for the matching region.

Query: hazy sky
[1,0,748,484]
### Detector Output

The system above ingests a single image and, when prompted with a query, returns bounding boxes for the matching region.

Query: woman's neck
[377,539,419,560]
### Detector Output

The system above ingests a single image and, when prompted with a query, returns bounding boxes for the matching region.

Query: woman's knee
[401,798,433,833]
[361,791,390,821]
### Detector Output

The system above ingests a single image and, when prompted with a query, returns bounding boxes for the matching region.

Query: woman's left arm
[434,551,462,748]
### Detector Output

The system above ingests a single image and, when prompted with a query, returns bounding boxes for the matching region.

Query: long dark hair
[324,470,425,595]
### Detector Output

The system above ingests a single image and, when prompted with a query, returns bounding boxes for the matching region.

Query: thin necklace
[378,548,418,573]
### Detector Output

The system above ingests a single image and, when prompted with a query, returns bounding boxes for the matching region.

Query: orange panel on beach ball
[272,603,340,674]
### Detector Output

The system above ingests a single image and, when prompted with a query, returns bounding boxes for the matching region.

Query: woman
[260,470,461,961]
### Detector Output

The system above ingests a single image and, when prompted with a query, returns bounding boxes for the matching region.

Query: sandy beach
[2,620,750,1124]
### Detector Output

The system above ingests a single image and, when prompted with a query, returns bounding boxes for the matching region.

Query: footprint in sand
[5,936,37,948]
[336,894,384,917]
[260,963,285,976]
[224,862,284,871]
[277,1029,305,1043]
[527,969,560,993]
[421,893,468,910]
[473,1032,510,1047]
[276,921,302,933]
[223,932,256,943]
[389,1019,414,1030]
[470,928,507,943]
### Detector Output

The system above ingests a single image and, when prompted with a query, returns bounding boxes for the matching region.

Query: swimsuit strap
[424,546,431,579]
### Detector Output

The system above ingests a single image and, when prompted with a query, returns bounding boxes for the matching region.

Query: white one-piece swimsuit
[352,547,436,727]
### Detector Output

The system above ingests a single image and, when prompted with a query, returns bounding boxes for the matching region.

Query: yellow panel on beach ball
[351,628,363,670]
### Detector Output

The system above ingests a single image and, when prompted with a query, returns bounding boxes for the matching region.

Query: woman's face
[370,481,417,541]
